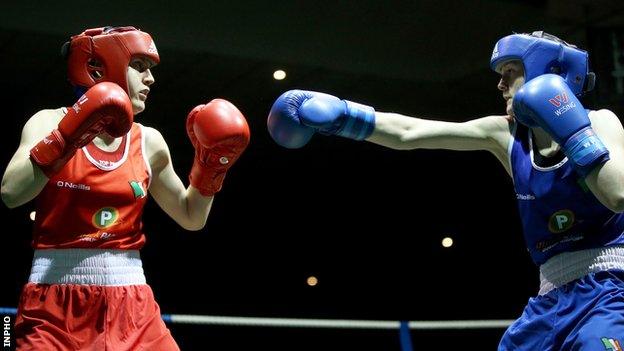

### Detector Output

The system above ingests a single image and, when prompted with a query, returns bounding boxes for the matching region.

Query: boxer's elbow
[606,194,624,213]
[596,184,624,212]
[178,216,208,231]
[1,187,20,208]
[182,222,206,231]
[1,178,20,208]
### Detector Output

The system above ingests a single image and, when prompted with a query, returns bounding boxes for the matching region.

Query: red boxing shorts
[15,249,179,351]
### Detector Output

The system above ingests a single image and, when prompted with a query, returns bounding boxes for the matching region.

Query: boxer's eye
[130,60,149,72]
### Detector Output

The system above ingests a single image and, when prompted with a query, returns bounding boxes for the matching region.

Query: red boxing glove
[30,82,133,176]
[187,99,251,196]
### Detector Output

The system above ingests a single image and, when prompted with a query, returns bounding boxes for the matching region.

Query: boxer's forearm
[149,165,214,231]
[368,112,510,152]
[184,187,214,229]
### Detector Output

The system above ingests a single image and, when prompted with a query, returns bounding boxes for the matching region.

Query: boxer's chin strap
[583,72,596,93]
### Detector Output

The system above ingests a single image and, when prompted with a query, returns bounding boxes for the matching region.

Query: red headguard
[65,26,160,94]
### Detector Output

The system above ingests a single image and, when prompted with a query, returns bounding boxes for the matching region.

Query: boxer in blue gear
[267,31,624,350]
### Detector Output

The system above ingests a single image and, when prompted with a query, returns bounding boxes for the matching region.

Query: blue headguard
[490,31,595,96]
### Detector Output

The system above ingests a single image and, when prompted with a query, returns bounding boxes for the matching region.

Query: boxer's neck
[93,133,123,152]
[531,127,561,158]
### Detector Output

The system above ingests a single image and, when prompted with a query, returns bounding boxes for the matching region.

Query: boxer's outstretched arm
[1,109,62,208]
[368,113,513,172]
[267,89,514,175]
[144,126,214,231]
[267,90,512,165]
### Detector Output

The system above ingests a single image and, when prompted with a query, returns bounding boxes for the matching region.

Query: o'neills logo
[516,193,535,200]
[56,181,90,191]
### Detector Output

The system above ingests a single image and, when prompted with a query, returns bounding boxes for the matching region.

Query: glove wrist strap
[335,100,376,140]
[189,157,228,196]
[29,130,76,177]
[563,127,610,177]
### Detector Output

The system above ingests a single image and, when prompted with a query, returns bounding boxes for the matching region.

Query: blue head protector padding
[490,31,595,96]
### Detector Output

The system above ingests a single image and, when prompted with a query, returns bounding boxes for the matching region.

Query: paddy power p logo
[548,209,575,233]
[93,207,119,229]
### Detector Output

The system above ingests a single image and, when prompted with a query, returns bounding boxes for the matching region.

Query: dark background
[2,1,624,349]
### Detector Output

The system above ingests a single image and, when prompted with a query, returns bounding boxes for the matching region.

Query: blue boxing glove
[267,90,376,149]
[513,74,610,177]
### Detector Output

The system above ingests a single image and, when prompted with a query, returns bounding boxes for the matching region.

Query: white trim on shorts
[539,245,624,295]
[28,248,146,286]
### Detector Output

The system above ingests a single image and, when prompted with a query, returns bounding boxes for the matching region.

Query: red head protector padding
[65,26,160,94]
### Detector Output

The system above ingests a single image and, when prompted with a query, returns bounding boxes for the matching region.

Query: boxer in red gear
[1,26,250,351]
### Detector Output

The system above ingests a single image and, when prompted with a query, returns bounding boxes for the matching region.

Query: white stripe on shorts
[29,248,146,286]
[539,245,624,295]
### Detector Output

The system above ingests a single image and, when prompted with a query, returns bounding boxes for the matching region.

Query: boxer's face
[497,60,525,116]
[127,57,156,115]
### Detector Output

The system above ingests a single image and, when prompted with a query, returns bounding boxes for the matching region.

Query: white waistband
[29,249,146,286]
[539,245,624,295]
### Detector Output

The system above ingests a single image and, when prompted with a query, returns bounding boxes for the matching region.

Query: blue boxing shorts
[498,270,624,350]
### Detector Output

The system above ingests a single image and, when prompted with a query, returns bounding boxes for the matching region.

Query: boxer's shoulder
[23,108,65,133]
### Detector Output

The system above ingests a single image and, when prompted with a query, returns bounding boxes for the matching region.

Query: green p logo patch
[548,209,575,233]
[93,207,119,229]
